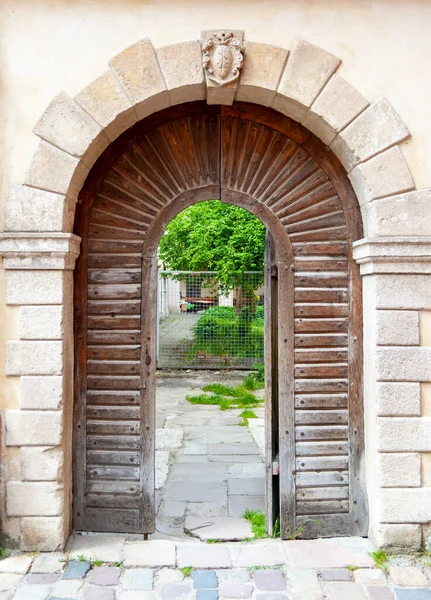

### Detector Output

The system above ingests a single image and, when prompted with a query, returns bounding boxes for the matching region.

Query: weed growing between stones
[180,566,193,577]
[186,372,264,411]
[244,509,267,539]
[0,547,8,559]
[369,549,389,572]
[239,409,258,426]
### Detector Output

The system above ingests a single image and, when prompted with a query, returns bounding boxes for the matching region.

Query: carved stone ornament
[202,31,245,87]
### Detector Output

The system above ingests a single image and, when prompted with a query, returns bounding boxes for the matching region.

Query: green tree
[158,200,265,305]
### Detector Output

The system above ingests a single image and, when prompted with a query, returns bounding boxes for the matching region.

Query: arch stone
[1,32,431,552]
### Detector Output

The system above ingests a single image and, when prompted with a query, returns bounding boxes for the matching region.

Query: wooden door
[73,101,367,538]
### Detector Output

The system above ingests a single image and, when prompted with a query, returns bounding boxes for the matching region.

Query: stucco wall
[1,0,431,549]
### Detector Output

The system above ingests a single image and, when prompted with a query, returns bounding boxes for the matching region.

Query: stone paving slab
[124,541,176,567]
[284,537,374,568]
[177,545,232,569]
[31,553,65,574]
[184,517,252,541]
[0,556,32,574]
[68,535,125,563]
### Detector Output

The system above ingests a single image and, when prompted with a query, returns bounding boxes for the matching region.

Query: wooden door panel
[74,102,366,538]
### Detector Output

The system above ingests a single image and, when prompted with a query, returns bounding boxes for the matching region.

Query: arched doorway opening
[73,101,367,539]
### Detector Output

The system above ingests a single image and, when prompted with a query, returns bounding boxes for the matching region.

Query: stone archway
[1,34,430,551]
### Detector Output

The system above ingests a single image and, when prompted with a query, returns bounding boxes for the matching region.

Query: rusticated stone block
[75,70,137,141]
[4,185,75,233]
[5,410,62,446]
[109,38,169,120]
[277,39,341,108]
[7,482,63,516]
[375,310,419,346]
[377,417,431,452]
[33,92,109,164]
[21,517,64,551]
[378,453,421,487]
[6,271,67,305]
[6,341,63,376]
[20,306,63,340]
[21,446,63,481]
[373,274,431,310]
[376,382,421,417]
[157,41,205,106]
[20,376,63,410]
[376,347,431,381]
[25,141,89,199]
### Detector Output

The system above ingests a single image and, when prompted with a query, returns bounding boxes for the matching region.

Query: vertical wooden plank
[278,257,296,538]
[264,232,277,535]
[348,252,368,536]
[139,254,158,533]
[73,192,90,531]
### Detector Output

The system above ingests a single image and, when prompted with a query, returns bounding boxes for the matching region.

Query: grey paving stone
[62,561,90,580]
[192,570,218,589]
[51,579,83,597]
[253,569,286,590]
[209,455,258,463]
[284,538,374,568]
[122,569,154,590]
[230,544,285,568]
[88,567,120,586]
[209,444,259,456]
[185,517,252,541]
[228,495,265,517]
[217,569,250,584]
[164,482,226,503]
[366,586,395,599]
[10,584,51,600]
[31,553,65,574]
[320,569,351,581]
[49,598,77,600]
[220,582,254,598]
[68,535,125,563]
[228,479,265,496]
[159,501,187,517]
[177,545,231,569]
[83,588,115,600]
[354,569,387,586]
[160,583,193,599]
[255,595,288,600]
[0,556,33,574]
[28,573,60,584]
[0,573,23,593]
[186,502,229,518]
[389,566,429,587]
[124,541,176,567]
[394,590,431,599]
[227,464,265,479]
[325,582,368,600]
[196,590,218,600]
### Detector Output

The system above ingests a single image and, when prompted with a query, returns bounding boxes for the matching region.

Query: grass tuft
[180,566,193,577]
[0,547,8,559]
[244,509,267,539]
[369,549,388,571]
[203,383,236,396]
[239,409,258,426]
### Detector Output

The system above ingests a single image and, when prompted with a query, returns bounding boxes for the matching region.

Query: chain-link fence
[157,271,264,369]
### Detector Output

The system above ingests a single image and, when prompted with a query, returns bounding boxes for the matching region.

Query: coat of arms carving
[202,31,245,87]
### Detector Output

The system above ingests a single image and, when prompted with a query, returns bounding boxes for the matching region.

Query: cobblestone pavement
[155,372,265,539]
[1,536,431,599]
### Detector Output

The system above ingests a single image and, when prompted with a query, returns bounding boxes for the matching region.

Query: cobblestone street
[2,536,431,599]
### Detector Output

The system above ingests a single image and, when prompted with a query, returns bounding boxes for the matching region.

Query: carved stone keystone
[201,29,244,105]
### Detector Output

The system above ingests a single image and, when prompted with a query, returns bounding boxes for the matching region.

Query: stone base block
[21,517,65,552]
[374,524,422,552]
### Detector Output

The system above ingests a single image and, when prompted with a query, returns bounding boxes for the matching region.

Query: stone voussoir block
[5,410,62,446]
[25,141,89,200]
[378,452,421,487]
[75,70,137,141]
[21,517,65,551]
[157,41,205,106]
[332,97,410,171]
[349,145,415,207]
[277,39,341,108]
[20,375,63,410]
[20,305,63,340]
[235,42,288,107]
[375,310,419,346]
[6,270,67,305]
[21,446,64,481]
[7,481,63,516]
[376,346,431,381]
[377,417,431,452]
[109,38,169,120]
[4,185,75,233]
[33,92,109,168]
[6,340,63,376]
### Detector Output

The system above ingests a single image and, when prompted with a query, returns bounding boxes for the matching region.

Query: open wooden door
[264,231,295,537]
[264,231,280,535]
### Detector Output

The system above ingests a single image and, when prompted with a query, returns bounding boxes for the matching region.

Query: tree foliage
[158,200,266,292]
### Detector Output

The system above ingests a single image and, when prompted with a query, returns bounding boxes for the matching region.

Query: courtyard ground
[2,373,431,599]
